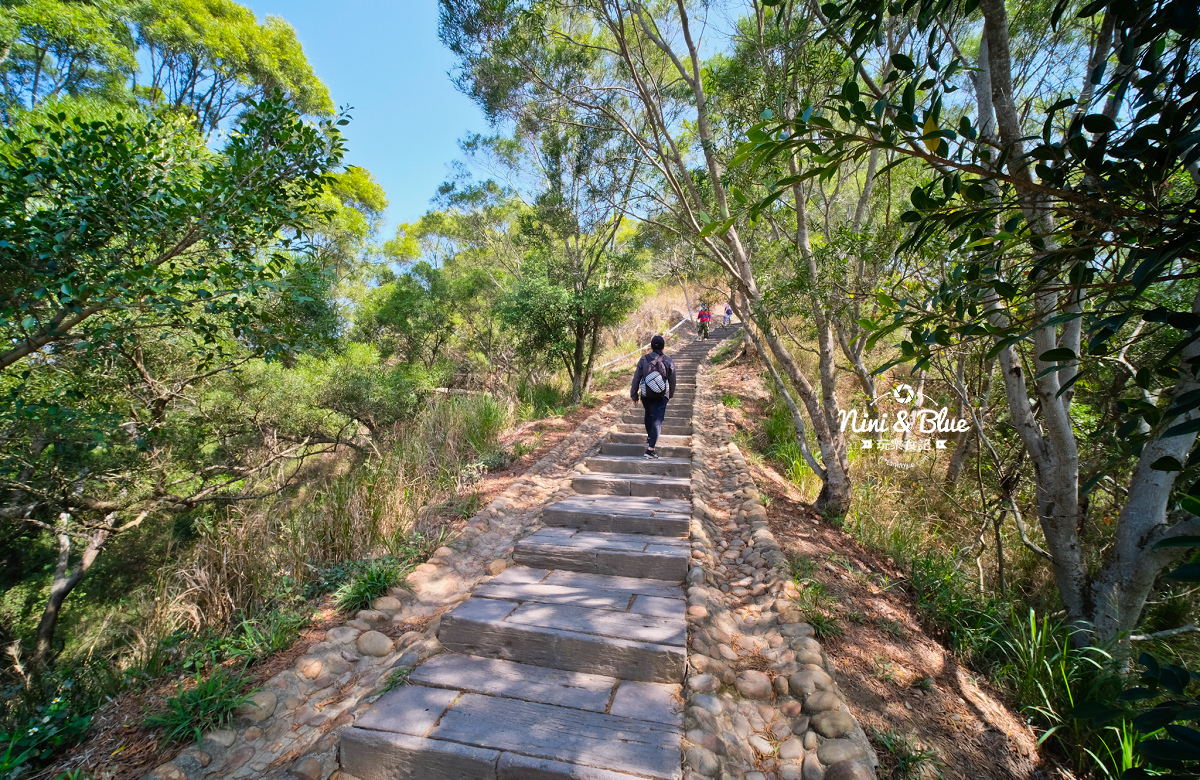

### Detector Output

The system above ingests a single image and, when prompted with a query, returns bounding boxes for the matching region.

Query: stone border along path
[681,338,878,780]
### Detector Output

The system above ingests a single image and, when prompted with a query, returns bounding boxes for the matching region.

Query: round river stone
[357,630,393,657]
[817,739,866,765]
[735,670,774,699]
[811,710,856,739]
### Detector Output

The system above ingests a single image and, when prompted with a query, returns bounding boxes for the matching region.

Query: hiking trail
[142,325,876,780]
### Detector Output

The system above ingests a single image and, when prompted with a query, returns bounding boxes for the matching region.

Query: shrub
[144,665,253,746]
[0,694,92,778]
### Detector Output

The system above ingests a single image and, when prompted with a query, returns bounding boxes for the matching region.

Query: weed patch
[144,664,253,746]
[333,558,404,613]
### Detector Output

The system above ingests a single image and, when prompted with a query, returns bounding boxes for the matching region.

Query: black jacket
[630,350,676,401]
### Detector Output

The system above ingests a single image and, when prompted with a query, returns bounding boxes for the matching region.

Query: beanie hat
[651,335,665,350]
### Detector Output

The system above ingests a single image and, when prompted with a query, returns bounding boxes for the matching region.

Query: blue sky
[246,1,490,237]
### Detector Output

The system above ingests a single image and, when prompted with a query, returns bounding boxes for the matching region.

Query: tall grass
[152,392,510,636]
[843,485,1134,777]
[2,393,512,777]
[516,376,573,420]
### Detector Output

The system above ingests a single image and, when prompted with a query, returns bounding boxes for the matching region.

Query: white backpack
[639,354,669,397]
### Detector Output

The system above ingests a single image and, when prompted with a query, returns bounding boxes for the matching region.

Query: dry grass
[104,393,514,677]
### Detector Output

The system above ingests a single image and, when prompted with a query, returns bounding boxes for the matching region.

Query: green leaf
[1153,535,1200,549]
[1083,114,1118,134]
[891,53,916,71]
[1151,457,1184,472]
[1038,348,1077,362]
[1166,562,1200,582]
[1164,419,1200,438]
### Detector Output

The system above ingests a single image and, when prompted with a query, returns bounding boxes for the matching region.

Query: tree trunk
[34,516,109,667]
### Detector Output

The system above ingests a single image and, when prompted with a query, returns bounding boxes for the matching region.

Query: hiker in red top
[697,304,712,340]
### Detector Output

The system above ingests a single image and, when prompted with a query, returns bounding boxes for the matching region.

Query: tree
[0,0,332,130]
[736,0,1200,646]
[0,94,346,664]
[440,0,865,512]
[353,261,459,371]
[432,118,643,403]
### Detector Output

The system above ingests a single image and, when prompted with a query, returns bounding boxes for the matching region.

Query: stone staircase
[339,333,729,780]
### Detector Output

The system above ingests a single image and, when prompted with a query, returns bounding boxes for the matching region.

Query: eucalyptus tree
[441,0,869,513]
[737,0,1200,646]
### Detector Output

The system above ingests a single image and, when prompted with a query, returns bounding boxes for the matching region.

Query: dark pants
[698,321,709,339]
[643,396,668,449]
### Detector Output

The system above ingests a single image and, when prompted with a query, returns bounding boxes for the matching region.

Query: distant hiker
[697,305,712,340]
[630,334,676,458]
[724,303,733,326]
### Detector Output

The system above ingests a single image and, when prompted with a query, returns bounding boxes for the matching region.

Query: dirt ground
[710,350,1048,780]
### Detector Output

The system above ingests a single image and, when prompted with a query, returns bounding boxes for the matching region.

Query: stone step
[341,679,682,779]
[624,405,693,415]
[478,565,685,609]
[616,422,692,436]
[409,654,683,725]
[621,415,692,427]
[514,527,689,580]
[543,494,690,536]
[439,594,686,683]
[585,455,690,478]
[573,472,691,499]
[607,432,690,447]
[600,442,690,458]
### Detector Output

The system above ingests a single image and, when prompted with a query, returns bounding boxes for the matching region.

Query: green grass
[517,378,573,420]
[807,612,844,639]
[871,727,941,780]
[874,617,906,638]
[709,339,741,364]
[208,609,311,666]
[144,664,253,746]
[333,558,404,613]
[721,393,741,408]
[380,666,413,694]
[872,657,899,684]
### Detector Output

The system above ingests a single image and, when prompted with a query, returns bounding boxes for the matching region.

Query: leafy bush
[144,665,253,746]
[333,558,403,613]
[1082,653,1200,779]
[318,343,437,434]
[0,694,92,778]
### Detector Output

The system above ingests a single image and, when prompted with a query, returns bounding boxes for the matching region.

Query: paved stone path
[338,338,718,780]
